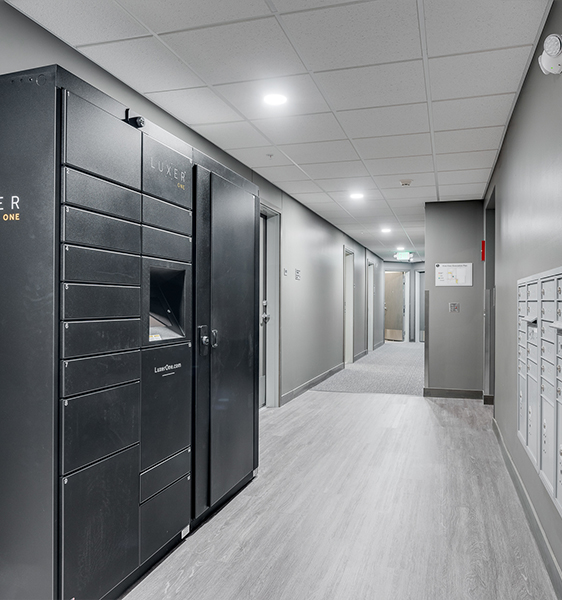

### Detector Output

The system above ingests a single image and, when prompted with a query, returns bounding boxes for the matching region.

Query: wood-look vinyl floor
[122,392,557,600]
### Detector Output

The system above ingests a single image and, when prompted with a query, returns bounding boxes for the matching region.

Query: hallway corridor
[314,342,424,396]
[123,351,557,600]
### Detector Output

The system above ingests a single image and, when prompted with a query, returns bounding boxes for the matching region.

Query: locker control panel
[517,267,562,517]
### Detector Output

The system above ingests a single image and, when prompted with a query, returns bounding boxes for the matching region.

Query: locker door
[209,173,257,505]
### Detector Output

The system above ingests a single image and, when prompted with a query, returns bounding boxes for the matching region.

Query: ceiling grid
[5,0,555,260]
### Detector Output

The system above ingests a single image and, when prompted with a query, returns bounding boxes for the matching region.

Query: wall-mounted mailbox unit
[0,65,258,600]
[517,268,562,512]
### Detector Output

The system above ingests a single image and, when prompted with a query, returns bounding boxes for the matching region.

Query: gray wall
[487,0,562,571]
[425,201,484,393]
[0,0,387,406]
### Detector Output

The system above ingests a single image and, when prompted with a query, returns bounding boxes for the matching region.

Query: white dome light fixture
[350,192,364,199]
[539,34,562,74]
[264,94,287,106]
[381,228,391,233]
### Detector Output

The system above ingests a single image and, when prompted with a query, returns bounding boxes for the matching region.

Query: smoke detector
[400,179,412,187]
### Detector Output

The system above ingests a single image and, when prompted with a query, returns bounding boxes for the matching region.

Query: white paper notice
[435,263,473,287]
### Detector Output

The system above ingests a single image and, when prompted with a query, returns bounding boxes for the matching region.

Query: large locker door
[209,173,257,505]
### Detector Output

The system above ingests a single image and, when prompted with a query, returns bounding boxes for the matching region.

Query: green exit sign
[396,251,411,261]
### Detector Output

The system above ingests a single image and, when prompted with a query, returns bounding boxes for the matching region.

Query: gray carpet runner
[313,341,424,396]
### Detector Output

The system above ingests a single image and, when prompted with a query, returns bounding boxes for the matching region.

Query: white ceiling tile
[278,180,323,194]
[437,194,482,202]
[374,172,436,189]
[116,0,273,32]
[192,121,270,149]
[429,47,533,101]
[317,176,379,192]
[439,183,488,198]
[146,87,242,125]
[254,164,309,182]
[302,161,369,180]
[387,198,428,208]
[311,205,353,219]
[366,155,434,176]
[383,186,437,200]
[226,147,293,168]
[273,0,366,11]
[432,95,516,131]
[215,74,329,120]
[315,61,426,111]
[280,0,421,71]
[338,104,430,138]
[354,133,432,160]
[434,127,504,154]
[252,113,345,144]
[337,199,390,212]
[438,169,491,185]
[424,0,551,57]
[7,0,149,46]
[162,18,305,85]
[80,37,203,93]
[436,151,497,171]
[279,140,359,164]
[292,193,334,204]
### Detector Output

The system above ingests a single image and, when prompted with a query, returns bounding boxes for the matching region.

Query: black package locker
[193,153,259,521]
[0,65,258,600]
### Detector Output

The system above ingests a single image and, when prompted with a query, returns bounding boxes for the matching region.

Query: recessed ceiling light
[264,94,287,106]
[381,228,391,233]
[350,192,363,200]
[397,246,404,250]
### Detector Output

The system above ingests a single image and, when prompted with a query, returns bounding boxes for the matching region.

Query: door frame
[260,205,281,408]
[344,247,354,364]
[415,270,426,343]
[367,262,375,351]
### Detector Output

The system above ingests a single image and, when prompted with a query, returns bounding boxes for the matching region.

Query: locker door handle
[211,329,219,348]
[199,325,209,356]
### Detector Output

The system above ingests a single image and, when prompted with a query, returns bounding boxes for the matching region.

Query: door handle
[261,312,271,324]
[199,325,209,356]
[211,329,219,348]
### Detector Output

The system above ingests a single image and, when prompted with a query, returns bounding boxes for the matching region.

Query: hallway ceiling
[6,0,553,262]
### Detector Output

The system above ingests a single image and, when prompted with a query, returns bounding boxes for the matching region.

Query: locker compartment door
[209,174,257,506]
[61,446,139,600]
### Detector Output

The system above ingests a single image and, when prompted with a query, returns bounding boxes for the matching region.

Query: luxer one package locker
[0,66,259,600]
[517,268,562,519]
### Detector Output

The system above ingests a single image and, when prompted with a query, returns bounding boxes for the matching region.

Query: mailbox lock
[541,384,545,392]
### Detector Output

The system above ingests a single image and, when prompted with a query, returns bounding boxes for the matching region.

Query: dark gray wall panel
[63,167,141,222]
[64,92,141,189]
[0,66,57,600]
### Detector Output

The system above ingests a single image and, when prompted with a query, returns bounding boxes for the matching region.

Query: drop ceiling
[5,0,553,261]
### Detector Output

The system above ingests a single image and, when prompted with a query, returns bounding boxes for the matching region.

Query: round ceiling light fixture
[350,192,364,199]
[397,246,404,251]
[264,94,287,105]
[381,228,391,233]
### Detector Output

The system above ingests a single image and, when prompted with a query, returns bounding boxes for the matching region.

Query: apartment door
[385,271,405,341]
[258,215,267,408]
[344,249,354,363]
[367,263,375,351]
